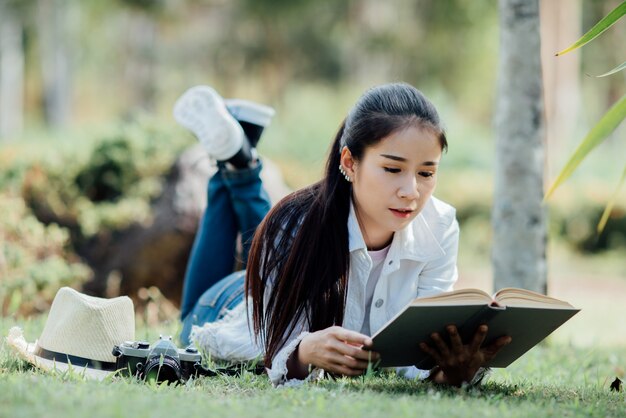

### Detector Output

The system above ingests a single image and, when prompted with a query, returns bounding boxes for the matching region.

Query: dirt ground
[456,260,626,348]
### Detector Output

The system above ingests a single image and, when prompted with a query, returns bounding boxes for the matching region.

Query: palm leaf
[545,94,626,199]
[597,164,626,233]
[555,1,626,56]
[595,60,626,77]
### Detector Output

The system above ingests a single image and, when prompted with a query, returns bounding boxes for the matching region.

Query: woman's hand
[290,326,380,378]
[419,324,511,386]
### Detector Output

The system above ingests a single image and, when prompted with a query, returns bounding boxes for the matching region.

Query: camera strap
[193,362,266,377]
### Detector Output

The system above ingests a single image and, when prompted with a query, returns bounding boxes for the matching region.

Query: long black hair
[246,83,447,366]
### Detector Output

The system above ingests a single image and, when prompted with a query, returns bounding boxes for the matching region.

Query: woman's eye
[419,171,435,178]
[384,167,401,173]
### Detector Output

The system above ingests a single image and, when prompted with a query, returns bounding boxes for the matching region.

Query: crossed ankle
[221,155,260,172]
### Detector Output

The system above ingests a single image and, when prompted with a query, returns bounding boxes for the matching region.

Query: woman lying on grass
[174,82,511,386]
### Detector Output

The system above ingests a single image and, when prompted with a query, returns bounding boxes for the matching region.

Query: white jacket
[190,195,459,385]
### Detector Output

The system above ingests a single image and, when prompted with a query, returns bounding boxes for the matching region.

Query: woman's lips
[389,208,413,218]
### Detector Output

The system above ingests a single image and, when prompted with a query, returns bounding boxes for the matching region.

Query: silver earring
[338,164,352,182]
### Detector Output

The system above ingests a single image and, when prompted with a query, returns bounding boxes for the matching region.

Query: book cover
[371,289,580,369]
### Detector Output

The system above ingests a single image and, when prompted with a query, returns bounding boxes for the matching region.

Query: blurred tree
[0,0,27,139]
[193,0,498,112]
[121,0,163,10]
[117,0,165,112]
[214,0,349,98]
[2,0,504,127]
[37,0,73,129]
[540,0,582,174]
[492,0,547,293]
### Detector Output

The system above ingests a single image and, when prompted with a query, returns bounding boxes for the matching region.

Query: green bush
[437,173,626,255]
[1,115,192,315]
[553,205,626,252]
[0,192,92,316]
[22,116,192,240]
[75,139,141,202]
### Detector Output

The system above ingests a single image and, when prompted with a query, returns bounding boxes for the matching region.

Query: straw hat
[6,287,135,380]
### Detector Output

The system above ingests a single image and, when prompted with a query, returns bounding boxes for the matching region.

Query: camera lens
[143,355,182,384]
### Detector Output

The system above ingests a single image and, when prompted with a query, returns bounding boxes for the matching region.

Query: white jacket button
[375,298,384,308]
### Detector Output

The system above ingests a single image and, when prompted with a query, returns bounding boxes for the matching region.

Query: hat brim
[6,326,115,381]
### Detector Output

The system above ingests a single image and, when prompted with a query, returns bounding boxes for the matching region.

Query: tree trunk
[0,4,24,139]
[37,0,72,128]
[493,0,547,293]
[124,10,157,112]
[540,0,582,180]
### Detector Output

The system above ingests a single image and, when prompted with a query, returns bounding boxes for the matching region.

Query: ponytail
[246,121,352,366]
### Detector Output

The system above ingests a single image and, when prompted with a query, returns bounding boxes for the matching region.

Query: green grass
[1,84,625,417]
[1,316,624,418]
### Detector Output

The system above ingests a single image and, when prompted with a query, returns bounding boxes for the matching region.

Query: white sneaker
[224,99,275,127]
[173,86,244,161]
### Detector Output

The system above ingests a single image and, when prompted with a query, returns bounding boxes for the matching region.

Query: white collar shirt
[191,195,459,386]
[343,196,459,336]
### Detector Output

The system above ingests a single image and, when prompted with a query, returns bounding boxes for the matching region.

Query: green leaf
[555,1,626,56]
[545,94,626,199]
[597,165,626,233]
[595,60,626,78]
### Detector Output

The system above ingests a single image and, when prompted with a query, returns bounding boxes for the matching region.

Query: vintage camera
[112,335,204,384]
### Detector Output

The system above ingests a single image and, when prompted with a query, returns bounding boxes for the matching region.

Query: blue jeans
[179,162,271,346]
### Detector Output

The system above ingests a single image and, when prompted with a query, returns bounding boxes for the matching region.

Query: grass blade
[545,94,626,199]
[597,164,626,233]
[555,1,626,56]
[594,60,626,78]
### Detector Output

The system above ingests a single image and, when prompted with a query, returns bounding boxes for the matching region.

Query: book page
[411,288,492,306]
[494,288,575,309]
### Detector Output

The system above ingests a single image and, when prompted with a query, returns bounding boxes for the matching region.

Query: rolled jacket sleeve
[266,330,311,386]
[260,217,318,386]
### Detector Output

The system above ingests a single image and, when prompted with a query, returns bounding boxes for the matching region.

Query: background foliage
[0,3,625,416]
[0,192,91,316]
[0,0,624,315]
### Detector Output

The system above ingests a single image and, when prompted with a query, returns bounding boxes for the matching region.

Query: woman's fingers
[419,342,443,364]
[417,324,513,384]
[430,332,451,357]
[325,351,371,370]
[482,335,512,361]
[301,327,378,377]
[329,363,366,376]
[446,325,464,355]
[331,326,373,347]
[469,324,488,354]
[326,327,380,361]
[348,346,380,362]
[329,337,380,362]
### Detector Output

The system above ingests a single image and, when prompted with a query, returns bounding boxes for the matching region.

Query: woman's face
[341,125,442,250]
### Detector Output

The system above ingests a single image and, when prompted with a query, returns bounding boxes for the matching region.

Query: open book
[371,288,580,369]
